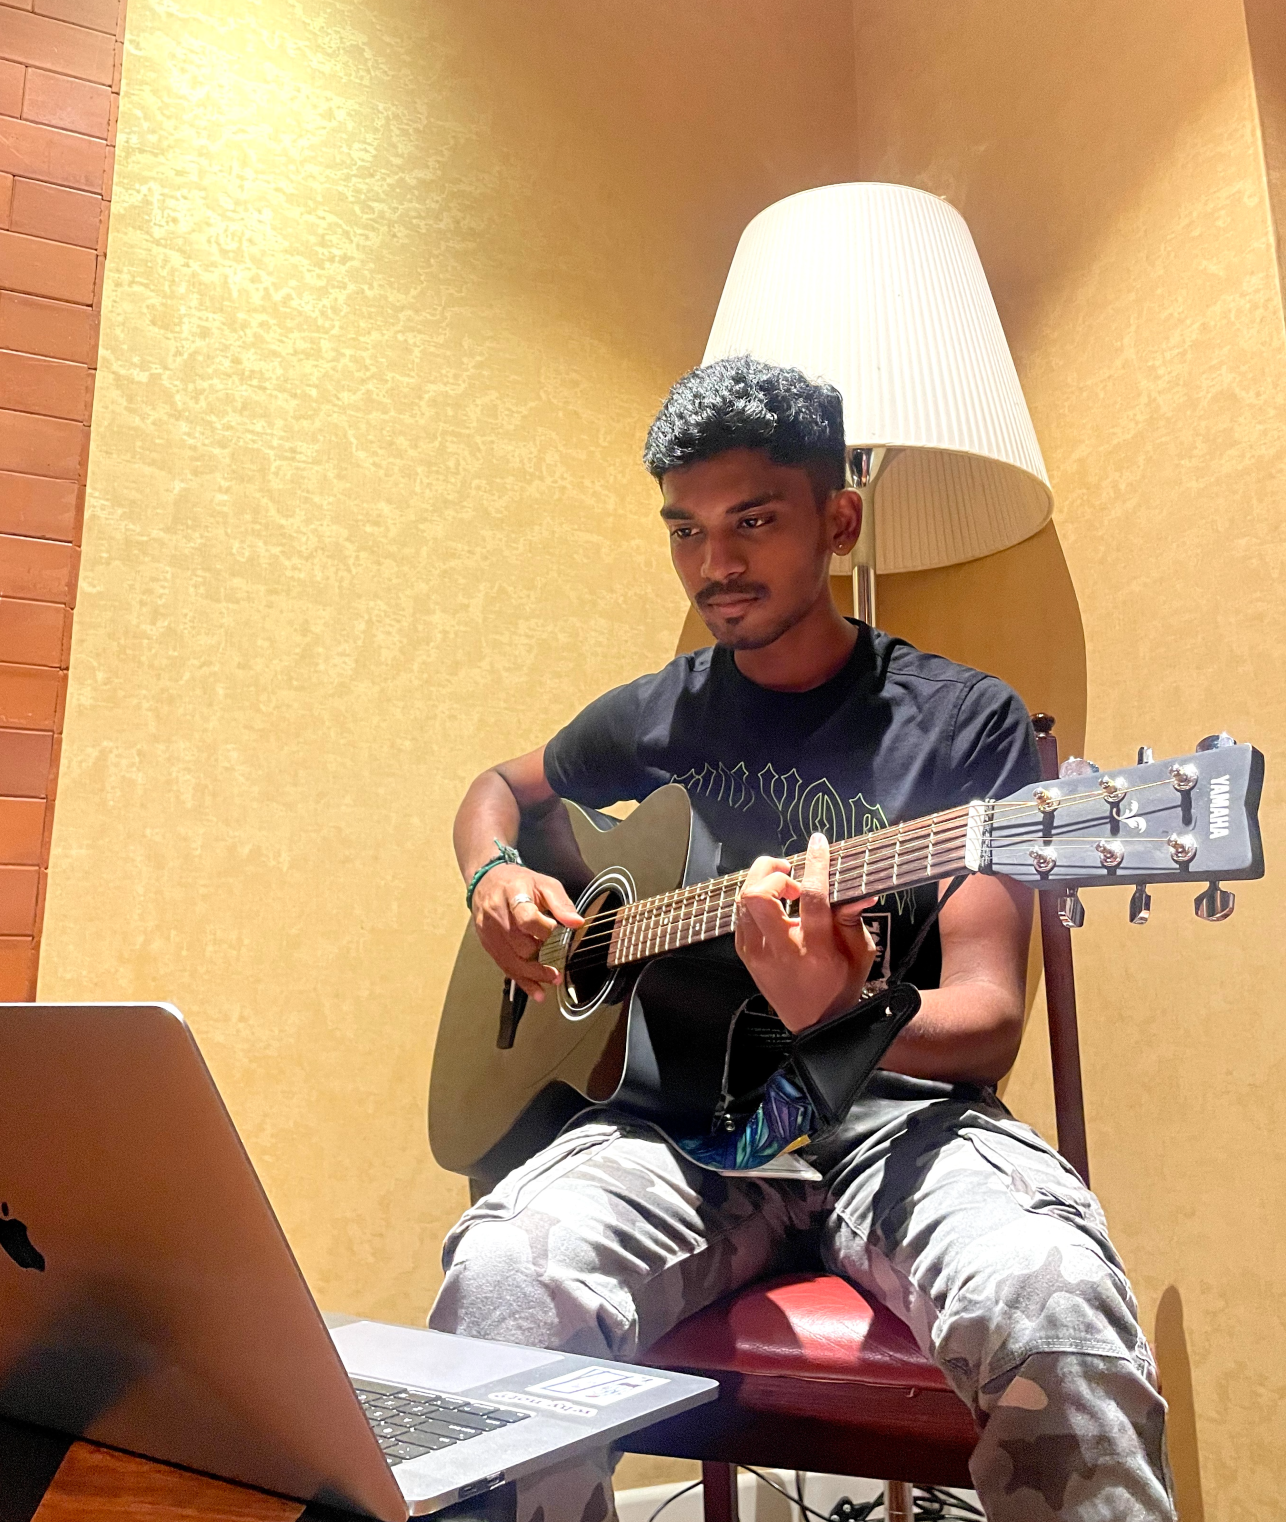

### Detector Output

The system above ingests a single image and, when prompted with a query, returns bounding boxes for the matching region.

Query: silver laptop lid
[0,1003,407,1522]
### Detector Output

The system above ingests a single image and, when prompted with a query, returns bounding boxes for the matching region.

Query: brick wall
[0,0,124,998]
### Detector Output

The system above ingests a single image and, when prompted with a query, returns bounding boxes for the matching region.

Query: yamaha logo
[1209,775,1231,839]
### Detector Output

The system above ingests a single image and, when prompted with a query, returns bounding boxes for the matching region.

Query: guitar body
[429,785,753,1184]
[430,741,1266,1186]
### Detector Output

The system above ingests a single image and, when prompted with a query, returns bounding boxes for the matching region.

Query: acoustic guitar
[430,740,1264,1184]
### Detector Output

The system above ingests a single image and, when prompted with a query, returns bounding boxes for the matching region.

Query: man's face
[660,448,859,650]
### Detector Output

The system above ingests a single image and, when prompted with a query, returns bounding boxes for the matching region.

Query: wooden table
[0,1416,515,1522]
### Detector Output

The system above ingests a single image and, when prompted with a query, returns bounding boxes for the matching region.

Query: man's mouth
[699,585,766,615]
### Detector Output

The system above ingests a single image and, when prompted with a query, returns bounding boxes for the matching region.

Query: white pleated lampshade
[703,183,1052,573]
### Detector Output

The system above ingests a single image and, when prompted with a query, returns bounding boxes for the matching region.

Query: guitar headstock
[987,742,1264,907]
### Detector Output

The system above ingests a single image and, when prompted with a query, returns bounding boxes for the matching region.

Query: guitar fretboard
[606,803,977,967]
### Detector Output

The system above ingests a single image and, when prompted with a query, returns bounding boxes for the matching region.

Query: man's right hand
[470,863,584,1002]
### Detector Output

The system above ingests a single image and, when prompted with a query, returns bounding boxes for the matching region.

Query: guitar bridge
[496,979,528,1049]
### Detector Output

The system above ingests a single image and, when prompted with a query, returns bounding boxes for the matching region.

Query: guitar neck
[607,801,985,967]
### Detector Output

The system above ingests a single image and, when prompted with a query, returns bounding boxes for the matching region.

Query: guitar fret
[605,802,980,969]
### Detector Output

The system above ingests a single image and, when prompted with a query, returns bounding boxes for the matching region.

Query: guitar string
[536,775,1190,965]
[541,788,1186,968]
[539,783,1177,967]
[538,818,977,966]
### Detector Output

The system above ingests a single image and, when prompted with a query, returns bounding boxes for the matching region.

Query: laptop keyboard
[354,1381,531,1466]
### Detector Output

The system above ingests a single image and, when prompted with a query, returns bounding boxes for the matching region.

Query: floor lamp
[701,182,1053,627]
[701,182,1053,1522]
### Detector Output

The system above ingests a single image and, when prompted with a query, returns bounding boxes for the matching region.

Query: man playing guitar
[432,359,1174,1521]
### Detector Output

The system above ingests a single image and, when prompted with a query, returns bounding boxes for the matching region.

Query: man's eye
[740,515,771,529]
[670,526,699,540]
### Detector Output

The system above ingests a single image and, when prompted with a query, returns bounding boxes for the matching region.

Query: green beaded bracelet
[465,840,523,910]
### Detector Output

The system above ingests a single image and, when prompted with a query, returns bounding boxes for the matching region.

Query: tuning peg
[1137,747,1153,764]
[1129,884,1151,925]
[1057,888,1085,928]
[1059,757,1100,779]
[1196,732,1236,752]
[1194,882,1235,921]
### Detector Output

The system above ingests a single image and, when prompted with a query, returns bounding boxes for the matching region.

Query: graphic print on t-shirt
[672,759,890,852]
[672,759,912,915]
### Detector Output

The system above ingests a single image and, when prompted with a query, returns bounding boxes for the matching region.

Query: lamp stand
[847,446,887,626]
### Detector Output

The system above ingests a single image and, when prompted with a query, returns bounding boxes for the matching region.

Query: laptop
[0,1003,716,1517]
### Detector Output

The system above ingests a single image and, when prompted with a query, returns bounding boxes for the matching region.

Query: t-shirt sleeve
[947,675,1042,804]
[543,677,661,808]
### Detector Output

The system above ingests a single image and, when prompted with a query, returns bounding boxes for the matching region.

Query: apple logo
[0,1201,45,1272]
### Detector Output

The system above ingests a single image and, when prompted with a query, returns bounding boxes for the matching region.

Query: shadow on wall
[1154,1284,1206,1521]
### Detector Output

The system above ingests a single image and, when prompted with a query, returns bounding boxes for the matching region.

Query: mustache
[696,580,769,609]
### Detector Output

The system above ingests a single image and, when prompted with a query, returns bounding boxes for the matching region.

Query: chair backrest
[1029,712,1091,1185]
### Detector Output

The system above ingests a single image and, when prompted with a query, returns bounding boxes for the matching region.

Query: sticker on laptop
[524,1367,669,1406]
[488,1391,597,1419]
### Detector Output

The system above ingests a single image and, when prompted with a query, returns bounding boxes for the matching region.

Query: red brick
[0,861,37,930]
[0,113,104,192]
[21,65,107,137]
[0,10,114,83]
[0,2,36,12]
[0,57,20,115]
[0,793,43,860]
[0,661,57,727]
[33,0,117,34]
[0,596,60,664]
[0,532,69,598]
[0,407,79,475]
[10,175,95,245]
[0,727,49,794]
[0,226,95,301]
[0,469,74,537]
[0,935,35,998]
[0,289,96,361]
[0,346,85,417]
[0,168,10,226]
[79,359,90,418]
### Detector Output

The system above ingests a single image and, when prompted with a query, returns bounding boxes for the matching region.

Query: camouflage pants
[430,1086,1174,1522]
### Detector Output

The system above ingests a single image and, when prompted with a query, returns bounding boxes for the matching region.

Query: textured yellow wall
[37,0,856,1489]
[39,0,1286,1507]
[853,1,1286,1513]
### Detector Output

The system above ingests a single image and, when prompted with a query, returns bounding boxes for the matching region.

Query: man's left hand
[734,832,878,1032]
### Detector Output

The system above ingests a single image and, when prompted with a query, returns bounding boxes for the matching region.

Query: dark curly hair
[643,355,846,501]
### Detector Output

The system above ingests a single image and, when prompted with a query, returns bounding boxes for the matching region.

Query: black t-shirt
[544,622,1040,990]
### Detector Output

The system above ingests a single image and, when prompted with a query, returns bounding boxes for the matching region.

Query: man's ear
[828,487,863,556]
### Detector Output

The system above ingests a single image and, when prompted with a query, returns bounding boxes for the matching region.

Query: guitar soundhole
[563,886,623,1011]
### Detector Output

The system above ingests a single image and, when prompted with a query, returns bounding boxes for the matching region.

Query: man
[432,359,1173,1521]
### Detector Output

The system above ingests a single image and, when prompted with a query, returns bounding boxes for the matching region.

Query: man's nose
[701,533,748,584]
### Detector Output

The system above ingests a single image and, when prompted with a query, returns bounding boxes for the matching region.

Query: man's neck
[732,597,859,692]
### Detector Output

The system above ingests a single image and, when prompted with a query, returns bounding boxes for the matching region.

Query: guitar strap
[788,872,970,1132]
[890,872,968,984]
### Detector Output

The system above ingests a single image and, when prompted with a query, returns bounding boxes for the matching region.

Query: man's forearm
[880,977,1025,1086]
[453,770,525,882]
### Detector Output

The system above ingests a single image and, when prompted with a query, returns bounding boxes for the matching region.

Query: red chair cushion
[646,1270,954,1389]
[627,1272,978,1484]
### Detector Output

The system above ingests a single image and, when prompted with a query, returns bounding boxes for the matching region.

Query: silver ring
[509,893,533,909]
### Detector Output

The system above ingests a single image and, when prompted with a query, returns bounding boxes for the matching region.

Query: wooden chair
[622,713,1089,1521]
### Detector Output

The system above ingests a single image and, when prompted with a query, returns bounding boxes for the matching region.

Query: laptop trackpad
[331,1320,563,1394]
